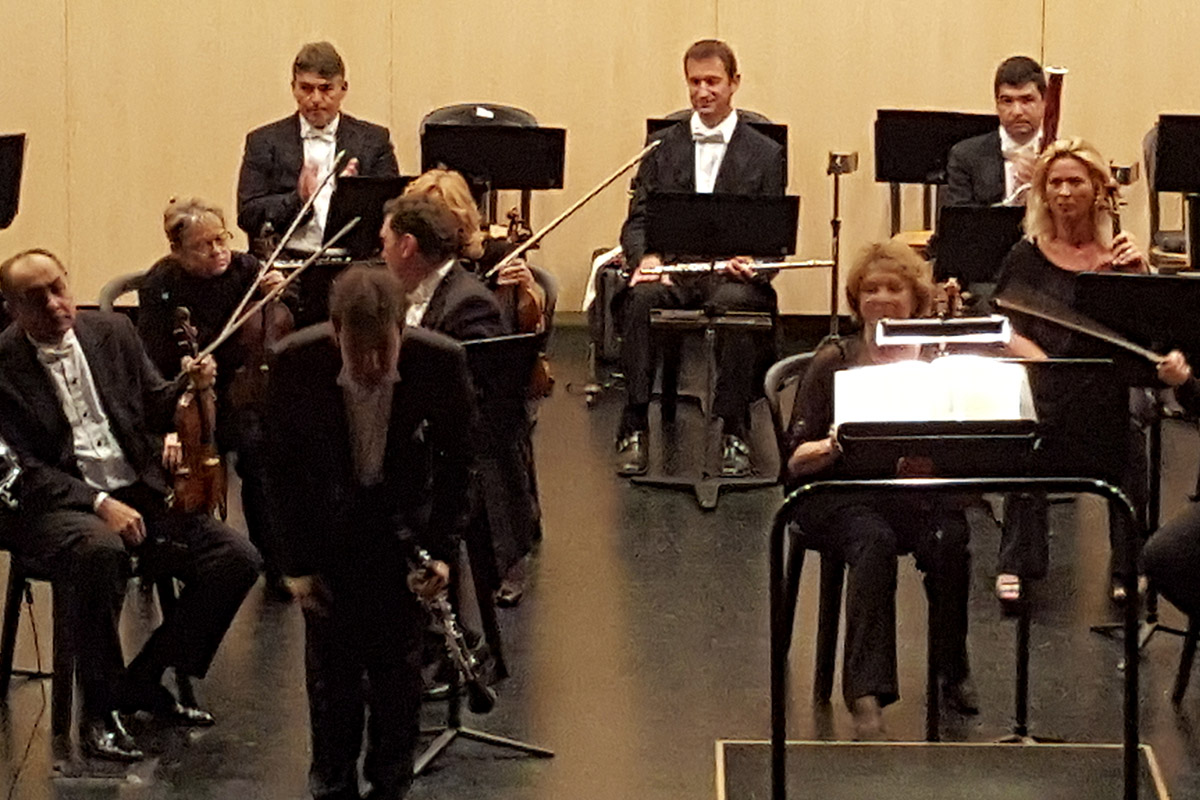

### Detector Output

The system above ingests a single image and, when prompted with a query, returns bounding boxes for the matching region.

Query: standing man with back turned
[944,55,1047,208]
[237,41,400,255]
[616,39,785,479]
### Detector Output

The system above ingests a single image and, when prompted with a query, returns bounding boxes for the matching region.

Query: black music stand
[934,206,1024,287]
[0,133,26,230]
[1153,115,1200,263]
[874,110,997,233]
[1076,273,1200,653]
[415,332,555,776]
[630,194,799,509]
[647,117,789,179]
[324,175,412,259]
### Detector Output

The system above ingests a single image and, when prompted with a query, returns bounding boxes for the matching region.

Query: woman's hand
[786,433,841,479]
[496,260,535,291]
[259,270,285,294]
[1111,232,1149,273]
[161,432,182,471]
[1158,350,1193,387]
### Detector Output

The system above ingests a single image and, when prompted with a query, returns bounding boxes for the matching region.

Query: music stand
[874,110,998,232]
[1153,115,1200,266]
[1076,272,1200,653]
[935,205,1025,290]
[414,331,554,776]
[630,194,799,508]
[0,134,26,230]
[647,117,789,178]
[324,176,413,260]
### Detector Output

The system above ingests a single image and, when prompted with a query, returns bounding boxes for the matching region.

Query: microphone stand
[827,152,858,336]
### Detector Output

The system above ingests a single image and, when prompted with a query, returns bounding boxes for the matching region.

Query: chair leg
[50,579,74,739]
[1173,616,1200,704]
[780,539,806,656]
[0,564,27,699]
[814,558,844,704]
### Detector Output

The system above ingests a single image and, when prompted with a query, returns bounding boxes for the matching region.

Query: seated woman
[992,139,1149,603]
[402,168,544,606]
[137,197,287,594]
[786,239,974,738]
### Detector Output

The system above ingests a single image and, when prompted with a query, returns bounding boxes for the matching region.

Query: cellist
[138,197,292,598]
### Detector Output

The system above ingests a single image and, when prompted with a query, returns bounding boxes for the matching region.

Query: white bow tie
[36,343,72,363]
[304,128,335,144]
[693,131,725,145]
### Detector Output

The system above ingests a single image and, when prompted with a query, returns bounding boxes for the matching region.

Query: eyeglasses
[185,230,233,253]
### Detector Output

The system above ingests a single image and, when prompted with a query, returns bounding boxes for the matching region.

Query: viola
[170,307,227,516]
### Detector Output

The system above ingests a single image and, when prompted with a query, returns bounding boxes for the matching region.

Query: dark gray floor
[3,327,1200,799]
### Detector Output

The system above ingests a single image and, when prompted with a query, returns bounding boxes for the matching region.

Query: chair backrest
[1143,124,1187,255]
[528,265,558,333]
[764,351,816,483]
[420,103,538,134]
[98,270,149,313]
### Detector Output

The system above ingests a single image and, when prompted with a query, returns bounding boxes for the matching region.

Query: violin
[485,209,554,399]
[228,272,294,410]
[170,307,227,516]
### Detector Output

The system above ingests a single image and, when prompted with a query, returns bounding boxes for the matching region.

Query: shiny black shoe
[721,434,751,477]
[162,701,216,727]
[122,681,215,727]
[616,431,648,476]
[81,712,144,762]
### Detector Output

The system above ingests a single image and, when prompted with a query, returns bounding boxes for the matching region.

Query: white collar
[29,327,78,361]
[998,124,1040,157]
[405,259,457,308]
[299,113,341,140]
[691,109,738,143]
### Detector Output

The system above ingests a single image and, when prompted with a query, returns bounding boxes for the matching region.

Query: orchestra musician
[266,266,470,800]
[944,56,1047,208]
[1142,351,1200,621]
[237,41,400,254]
[0,250,261,741]
[992,138,1149,603]
[137,197,290,597]
[785,240,975,738]
[402,169,543,605]
[616,39,785,478]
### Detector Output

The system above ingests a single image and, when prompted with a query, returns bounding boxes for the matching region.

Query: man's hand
[719,256,756,282]
[629,254,670,287]
[285,575,333,615]
[340,157,359,178]
[896,456,936,477]
[1013,152,1036,187]
[181,354,217,391]
[297,161,321,201]
[97,496,146,546]
[258,270,285,294]
[408,559,450,599]
[161,432,182,471]
[1158,350,1193,387]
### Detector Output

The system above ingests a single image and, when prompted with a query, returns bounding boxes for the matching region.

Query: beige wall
[3,0,1199,313]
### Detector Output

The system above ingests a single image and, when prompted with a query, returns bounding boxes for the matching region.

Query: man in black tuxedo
[267,266,470,800]
[380,193,505,341]
[237,41,400,253]
[616,39,784,478]
[0,249,261,756]
[943,56,1047,208]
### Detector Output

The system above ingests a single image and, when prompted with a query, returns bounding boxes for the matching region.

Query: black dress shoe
[721,434,751,477]
[495,556,528,608]
[122,681,214,727]
[616,431,648,476]
[162,701,215,726]
[82,712,144,762]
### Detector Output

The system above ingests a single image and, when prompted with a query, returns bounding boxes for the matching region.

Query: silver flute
[640,258,834,275]
[410,547,496,715]
[0,438,21,511]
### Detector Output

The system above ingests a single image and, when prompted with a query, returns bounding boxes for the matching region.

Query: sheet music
[834,355,1035,430]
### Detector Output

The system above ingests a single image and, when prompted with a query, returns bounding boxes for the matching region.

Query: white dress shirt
[691,109,739,194]
[999,125,1042,207]
[32,329,139,497]
[338,366,400,488]
[293,114,341,252]
[404,259,456,328]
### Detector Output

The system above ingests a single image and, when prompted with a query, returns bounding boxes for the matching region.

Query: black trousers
[221,405,284,581]
[117,484,262,685]
[1143,501,1200,618]
[793,495,971,709]
[619,275,776,433]
[305,570,422,800]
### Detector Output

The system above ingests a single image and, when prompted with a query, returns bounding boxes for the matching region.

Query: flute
[639,258,834,276]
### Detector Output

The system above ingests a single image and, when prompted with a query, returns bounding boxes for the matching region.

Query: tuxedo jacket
[619,115,786,269]
[266,324,474,577]
[943,130,1005,207]
[0,311,183,511]
[236,112,400,240]
[420,262,507,341]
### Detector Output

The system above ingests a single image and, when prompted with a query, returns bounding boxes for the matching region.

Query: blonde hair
[1024,137,1115,247]
[844,238,935,320]
[403,169,485,260]
[163,197,225,250]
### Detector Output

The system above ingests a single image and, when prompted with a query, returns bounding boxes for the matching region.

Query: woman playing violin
[138,197,289,597]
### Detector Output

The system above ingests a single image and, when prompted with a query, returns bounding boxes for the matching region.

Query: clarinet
[410,547,496,715]
[0,438,22,511]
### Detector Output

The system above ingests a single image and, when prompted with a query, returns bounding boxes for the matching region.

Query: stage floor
[3,327,1200,799]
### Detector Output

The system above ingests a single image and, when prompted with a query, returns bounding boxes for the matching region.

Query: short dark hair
[293,41,345,80]
[329,265,404,338]
[684,39,738,80]
[382,194,460,261]
[0,248,66,297]
[994,55,1045,97]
